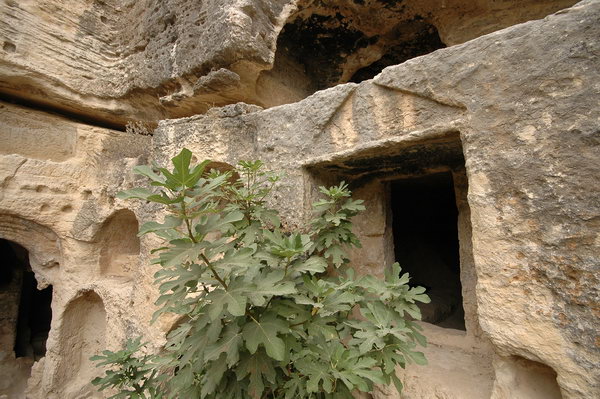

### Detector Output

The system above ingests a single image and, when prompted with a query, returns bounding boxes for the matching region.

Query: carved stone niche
[53,290,107,398]
[96,209,141,279]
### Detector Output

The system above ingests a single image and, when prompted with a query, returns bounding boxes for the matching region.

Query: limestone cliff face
[0,0,576,126]
[147,2,600,397]
[0,0,599,398]
[0,0,292,125]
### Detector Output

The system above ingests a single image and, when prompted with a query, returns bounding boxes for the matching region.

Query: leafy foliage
[90,338,163,399]
[92,149,430,398]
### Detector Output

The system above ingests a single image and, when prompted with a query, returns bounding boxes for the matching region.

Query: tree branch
[200,253,228,291]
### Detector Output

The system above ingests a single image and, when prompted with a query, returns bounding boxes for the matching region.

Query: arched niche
[97,209,140,278]
[493,355,563,398]
[0,239,53,399]
[55,290,107,398]
[0,214,61,288]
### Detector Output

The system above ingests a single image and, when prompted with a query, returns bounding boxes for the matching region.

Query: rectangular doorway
[390,171,465,330]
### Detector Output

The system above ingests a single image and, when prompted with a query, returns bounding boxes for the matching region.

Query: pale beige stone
[0,101,151,398]
[0,0,577,126]
[0,0,599,398]
[149,2,600,397]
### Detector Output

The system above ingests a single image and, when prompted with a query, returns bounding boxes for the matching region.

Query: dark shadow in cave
[0,239,53,359]
[274,12,446,90]
[390,172,465,330]
[350,19,446,82]
[275,12,369,90]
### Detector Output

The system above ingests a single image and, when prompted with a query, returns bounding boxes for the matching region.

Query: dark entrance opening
[349,19,446,83]
[274,13,446,90]
[0,239,53,360]
[260,2,449,107]
[390,171,465,330]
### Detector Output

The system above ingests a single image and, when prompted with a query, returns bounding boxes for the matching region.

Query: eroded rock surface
[0,101,151,398]
[0,0,598,398]
[0,0,577,126]
[150,2,600,397]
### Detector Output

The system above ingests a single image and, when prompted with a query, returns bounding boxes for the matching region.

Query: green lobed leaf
[391,373,404,394]
[246,269,297,307]
[200,354,228,398]
[157,239,211,267]
[295,357,332,393]
[116,187,155,201]
[242,314,288,361]
[139,216,182,236]
[204,324,243,367]
[96,153,430,399]
[133,165,166,184]
[195,210,244,236]
[167,149,212,188]
[206,280,248,319]
[236,351,276,399]
[293,256,327,275]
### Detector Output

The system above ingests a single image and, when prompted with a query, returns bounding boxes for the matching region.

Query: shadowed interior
[0,239,53,363]
[390,172,465,330]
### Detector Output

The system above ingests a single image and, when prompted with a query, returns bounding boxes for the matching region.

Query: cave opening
[349,18,446,83]
[275,12,368,90]
[273,13,446,87]
[390,171,465,330]
[0,238,53,360]
[259,3,447,107]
